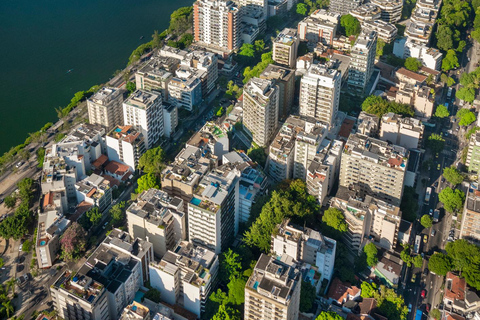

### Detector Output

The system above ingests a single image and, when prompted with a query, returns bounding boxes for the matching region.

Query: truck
[433,209,440,222]
[425,187,432,204]
[415,309,423,320]
[414,235,422,254]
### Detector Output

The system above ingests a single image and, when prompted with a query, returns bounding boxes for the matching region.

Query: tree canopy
[428,252,452,276]
[60,222,87,261]
[442,50,459,71]
[364,243,378,267]
[110,201,125,226]
[136,173,160,194]
[296,3,308,15]
[457,108,476,126]
[426,133,445,153]
[400,244,422,267]
[404,57,422,72]
[247,147,266,168]
[340,14,361,37]
[144,288,162,303]
[400,186,418,222]
[434,105,450,118]
[86,207,102,226]
[360,283,408,320]
[322,207,348,232]
[421,215,433,228]
[443,166,464,185]
[456,87,476,103]
[138,146,165,176]
[439,187,465,212]
[361,95,414,117]
[300,281,317,312]
[316,312,344,320]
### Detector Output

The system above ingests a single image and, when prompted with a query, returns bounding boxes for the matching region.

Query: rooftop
[327,277,361,304]
[274,28,298,46]
[137,56,178,76]
[89,87,124,106]
[300,9,340,28]
[350,3,381,19]
[396,67,428,83]
[124,90,161,110]
[260,64,294,81]
[107,125,144,145]
[244,77,277,105]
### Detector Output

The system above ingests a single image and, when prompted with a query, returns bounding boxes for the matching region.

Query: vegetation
[457,108,476,126]
[225,81,242,99]
[247,147,266,168]
[426,133,445,153]
[428,252,452,276]
[168,7,193,35]
[441,73,456,86]
[300,281,316,312]
[466,126,480,140]
[442,49,459,71]
[243,52,275,84]
[430,309,442,320]
[364,243,378,267]
[443,166,464,185]
[60,222,87,261]
[126,81,136,94]
[361,95,414,117]
[322,207,348,233]
[402,0,416,19]
[400,186,419,222]
[438,187,465,212]
[400,244,423,268]
[3,194,16,209]
[138,146,165,177]
[361,282,408,320]
[404,57,422,72]
[434,105,450,118]
[296,3,308,15]
[340,14,361,37]
[86,207,102,226]
[316,312,344,320]
[22,239,32,252]
[110,201,125,227]
[36,147,45,168]
[456,66,480,103]
[445,239,480,290]
[421,215,433,228]
[244,180,319,252]
[144,288,162,303]
[136,173,160,194]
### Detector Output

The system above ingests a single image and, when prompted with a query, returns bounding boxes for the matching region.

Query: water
[0,0,192,154]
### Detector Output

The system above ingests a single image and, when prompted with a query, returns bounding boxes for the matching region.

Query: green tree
[430,309,441,320]
[456,87,476,103]
[439,187,465,212]
[2,300,13,318]
[136,173,160,194]
[428,252,452,276]
[426,133,445,153]
[340,14,361,36]
[442,49,459,71]
[144,288,161,303]
[226,277,246,305]
[338,266,356,283]
[413,255,423,268]
[457,108,476,126]
[421,215,433,228]
[300,281,316,312]
[364,243,378,267]
[436,25,454,51]
[361,281,378,298]
[400,186,418,222]
[86,207,102,226]
[22,239,32,252]
[254,40,265,53]
[110,201,125,226]
[296,3,308,15]
[316,311,344,320]
[36,147,45,168]
[126,81,136,94]
[443,166,464,185]
[5,278,15,296]
[0,258,4,269]
[400,244,414,267]
[60,222,87,261]
[361,95,414,117]
[322,207,348,232]
[446,239,480,274]
[434,105,450,118]
[405,57,422,72]
[239,43,255,58]
[212,304,241,320]
[3,195,16,209]
[377,38,386,56]
[220,249,242,282]
[247,147,266,167]
[168,6,193,35]
[17,177,34,203]
[138,146,165,176]
[152,30,162,48]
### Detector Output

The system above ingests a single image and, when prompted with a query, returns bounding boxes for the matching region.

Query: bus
[425,187,432,204]
[416,309,423,320]
[414,235,422,254]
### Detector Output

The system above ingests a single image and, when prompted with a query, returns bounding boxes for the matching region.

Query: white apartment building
[106,125,146,172]
[370,0,403,23]
[188,164,240,254]
[259,64,295,120]
[168,67,202,111]
[297,9,340,45]
[41,153,77,199]
[123,90,163,149]
[329,0,362,15]
[394,38,443,70]
[135,59,174,99]
[149,241,219,318]
[126,188,185,258]
[348,30,377,93]
[339,133,408,207]
[273,28,299,69]
[244,254,301,320]
[186,121,230,159]
[357,111,380,137]
[75,173,112,212]
[293,120,328,180]
[379,113,424,150]
[299,62,341,128]
[162,102,178,138]
[181,50,218,96]
[242,77,279,147]
[405,20,434,45]
[272,219,337,288]
[87,87,126,132]
[350,4,382,22]
[361,20,397,43]
[193,0,242,51]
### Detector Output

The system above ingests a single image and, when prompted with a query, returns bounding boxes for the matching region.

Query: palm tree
[2,300,13,318]
[6,278,16,296]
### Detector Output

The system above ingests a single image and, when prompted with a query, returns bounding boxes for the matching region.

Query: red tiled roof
[445,312,465,320]
[104,160,130,177]
[101,175,120,187]
[388,156,403,167]
[327,277,361,304]
[396,68,428,83]
[92,154,109,168]
[360,298,377,315]
[445,272,466,301]
[43,192,53,209]
[86,187,97,198]
[420,66,440,76]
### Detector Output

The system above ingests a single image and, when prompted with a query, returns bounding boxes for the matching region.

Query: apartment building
[123,90,163,149]
[87,87,126,132]
[405,20,434,45]
[350,4,382,22]
[193,0,242,52]
[75,173,112,212]
[242,77,279,147]
[120,301,151,320]
[181,50,219,96]
[162,102,178,138]
[186,122,230,159]
[161,146,211,212]
[395,81,435,119]
[361,20,397,43]
[259,64,295,120]
[149,241,219,317]
[417,0,442,11]
[126,188,185,257]
[297,9,340,45]
[168,67,202,111]
[306,140,343,205]
[357,111,380,137]
[273,28,299,69]
[466,132,480,173]
[106,125,146,172]
[41,153,77,199]
[329,0,362,15]
[394,38,443,70]
[36,191,70,269]
[348,30,377,93]
[332,186,402,253]
[188,164,240,254]
[299,62,341,128]
[244,254,301,320]
[339,133,408,206]
[460,182,480,245]
[135,59,174,98]
[379,113,424,150]
[272,219,337,287]
[443,272,480,316]
[370,0,403,23]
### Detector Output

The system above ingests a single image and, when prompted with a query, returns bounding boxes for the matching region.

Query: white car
[15,161,23,169]
[18,244,23,252]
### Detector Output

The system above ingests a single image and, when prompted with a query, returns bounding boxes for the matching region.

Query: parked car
[431,229,436,237]
[429,209,433,215]
[425,304,431,313]
[15,161,23,168]
[408,304,412,313]
[437,164,441,170]
[423,268,429,276]
[423,235,428,243]
[421,289,427,299]
[18,244,23,252]
[411,273,417,283]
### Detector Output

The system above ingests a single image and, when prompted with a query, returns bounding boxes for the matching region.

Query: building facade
[273,28,299,69]
[87,87,126,133]
[297,9,340,45]
[106,125,146,172]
